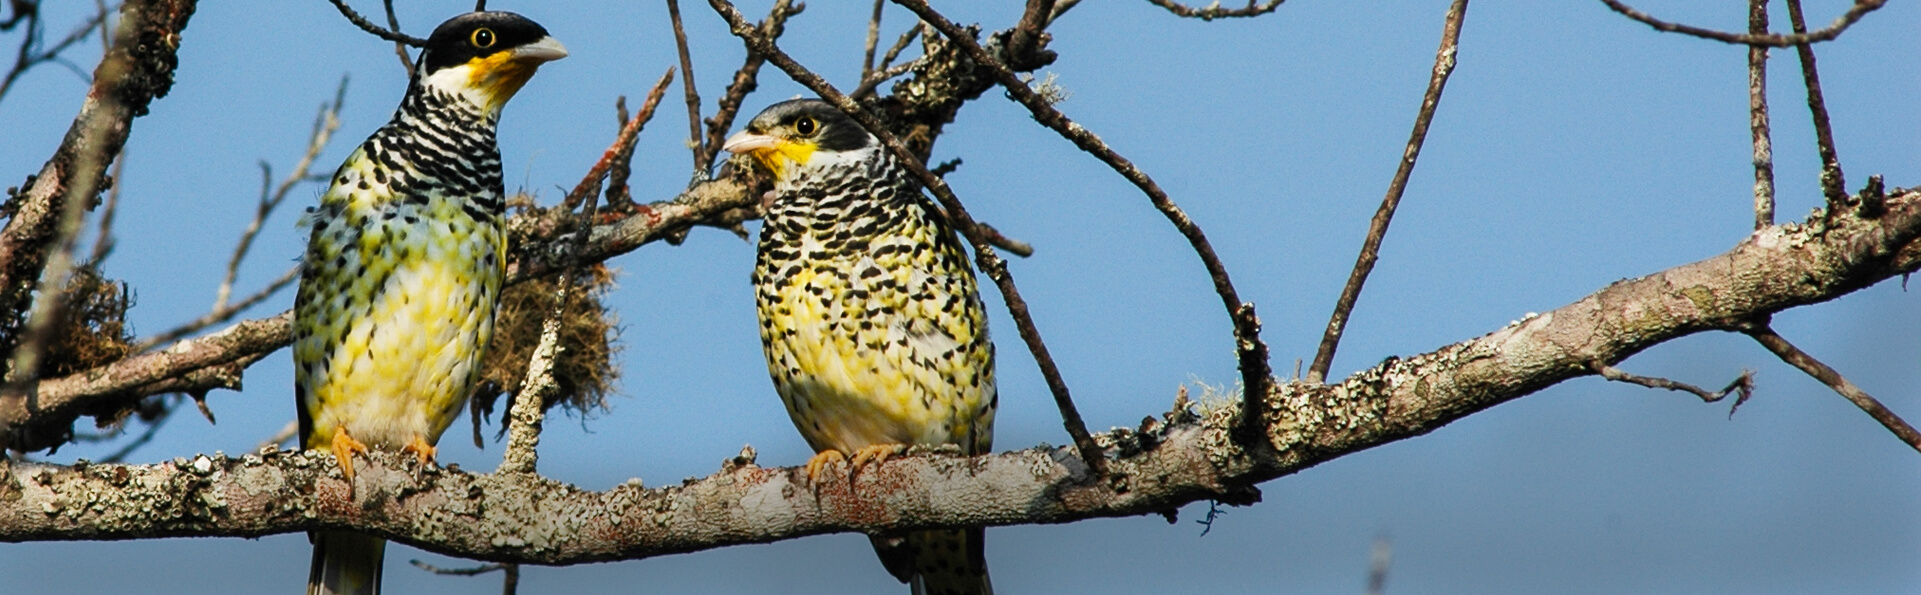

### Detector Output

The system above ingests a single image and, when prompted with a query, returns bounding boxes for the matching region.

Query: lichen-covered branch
[6,189,1917,560]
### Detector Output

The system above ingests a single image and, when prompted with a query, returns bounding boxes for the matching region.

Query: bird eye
[471,28,496,48]
[794,117,818,136]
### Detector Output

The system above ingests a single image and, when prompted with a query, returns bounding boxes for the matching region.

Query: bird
[292,11,564,595]
[725,99,997,595]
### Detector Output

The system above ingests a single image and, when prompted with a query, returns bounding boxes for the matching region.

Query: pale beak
[723,131,778,154]
[512,36,569,63]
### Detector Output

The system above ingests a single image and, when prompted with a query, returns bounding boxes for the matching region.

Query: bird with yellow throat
[727,99,997,595]
[292,12,564,595]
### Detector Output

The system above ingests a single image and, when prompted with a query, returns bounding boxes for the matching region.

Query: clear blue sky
[3,1,1917,593]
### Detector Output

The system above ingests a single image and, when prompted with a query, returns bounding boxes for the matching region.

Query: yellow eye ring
[794,117,818,136]
[471,28,496,48]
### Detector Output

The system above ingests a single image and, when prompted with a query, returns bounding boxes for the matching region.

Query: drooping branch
[7,189,1920,559]
[1599,0,1886,47]
[1146,0,1286,21]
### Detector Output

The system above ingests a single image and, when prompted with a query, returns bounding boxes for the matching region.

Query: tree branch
[7,185,1920,560]
[1599,0,1886,47]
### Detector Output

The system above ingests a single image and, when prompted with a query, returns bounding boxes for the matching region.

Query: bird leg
[330,426,371,483]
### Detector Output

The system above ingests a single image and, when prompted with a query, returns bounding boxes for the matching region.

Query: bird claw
[848,444,905,478]
[330,426,371,483]
[402,436,438,482]
[803,450,847,486]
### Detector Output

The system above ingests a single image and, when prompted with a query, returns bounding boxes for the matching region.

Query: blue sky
[2,1,1917,593]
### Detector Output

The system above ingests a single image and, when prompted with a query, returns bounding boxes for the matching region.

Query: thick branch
[7,190,1920,559]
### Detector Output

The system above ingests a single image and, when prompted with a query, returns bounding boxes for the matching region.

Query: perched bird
[726,99,997,595]
[293,12,564,595]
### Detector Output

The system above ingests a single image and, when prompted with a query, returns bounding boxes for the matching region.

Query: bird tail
[307,530,386,595]
[874,528,992,595]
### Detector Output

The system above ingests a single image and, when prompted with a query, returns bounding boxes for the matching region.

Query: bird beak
[511,36,569,64]
[723,131,777,154]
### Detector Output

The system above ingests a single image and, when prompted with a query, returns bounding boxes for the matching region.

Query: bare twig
[665,0,704,179]
[1599,0,1887,47]
[564,69,674,208]
[325,0,426,48]
[1784,0,1847,209]
[1146,0,1285,20]
[1590,362,1755,416]
[215,77,346,311]
[0,3,109,107]
[85,152,124,266]
[381,0,411,72]
[851,25,924,100]
[1309,0,1468,384]
[1744,323,1921,453]
[136,265,298,351]
[1748,0,1773,230]
[861,0,884,80]
[697,0,800,174]
[256,419,298,452]
[711,0,1109,474]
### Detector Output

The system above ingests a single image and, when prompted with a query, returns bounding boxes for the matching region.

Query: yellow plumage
[293,11,564,595]
[731,99,996,595]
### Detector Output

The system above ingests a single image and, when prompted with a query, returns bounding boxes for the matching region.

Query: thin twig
[566,68,675,208]
[381,0,412,72]
[410,560,510,576]
[851,25,924,100]
[1599,0,1887,47]
[215,77,346,311]
[1308,0,1468,384]
[1146,0,1285,20]
[326,0,427,47]
[710,0,1110,474]
[665,0,705,180]
[1745,323,1921,453]
[0,4,108,107]
[256,419,299,452]
[1784,0,1847,209]
[1748,0,1773,230]
[136,265,298,351]
[85,151,124,266]
[698,0,800,174]
[1590,361,1755,412]
[861,0,884,80]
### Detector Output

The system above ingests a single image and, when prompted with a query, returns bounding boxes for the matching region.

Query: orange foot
[401,435,438,468]
[330,426,370,483]
[848,443,906,478]
[803,449,847,486]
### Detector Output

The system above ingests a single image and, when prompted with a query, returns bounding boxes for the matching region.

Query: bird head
[723,99,875,181]
[415,11,567,114]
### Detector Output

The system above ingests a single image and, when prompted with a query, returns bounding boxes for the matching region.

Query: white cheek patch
[423,64,493,112]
